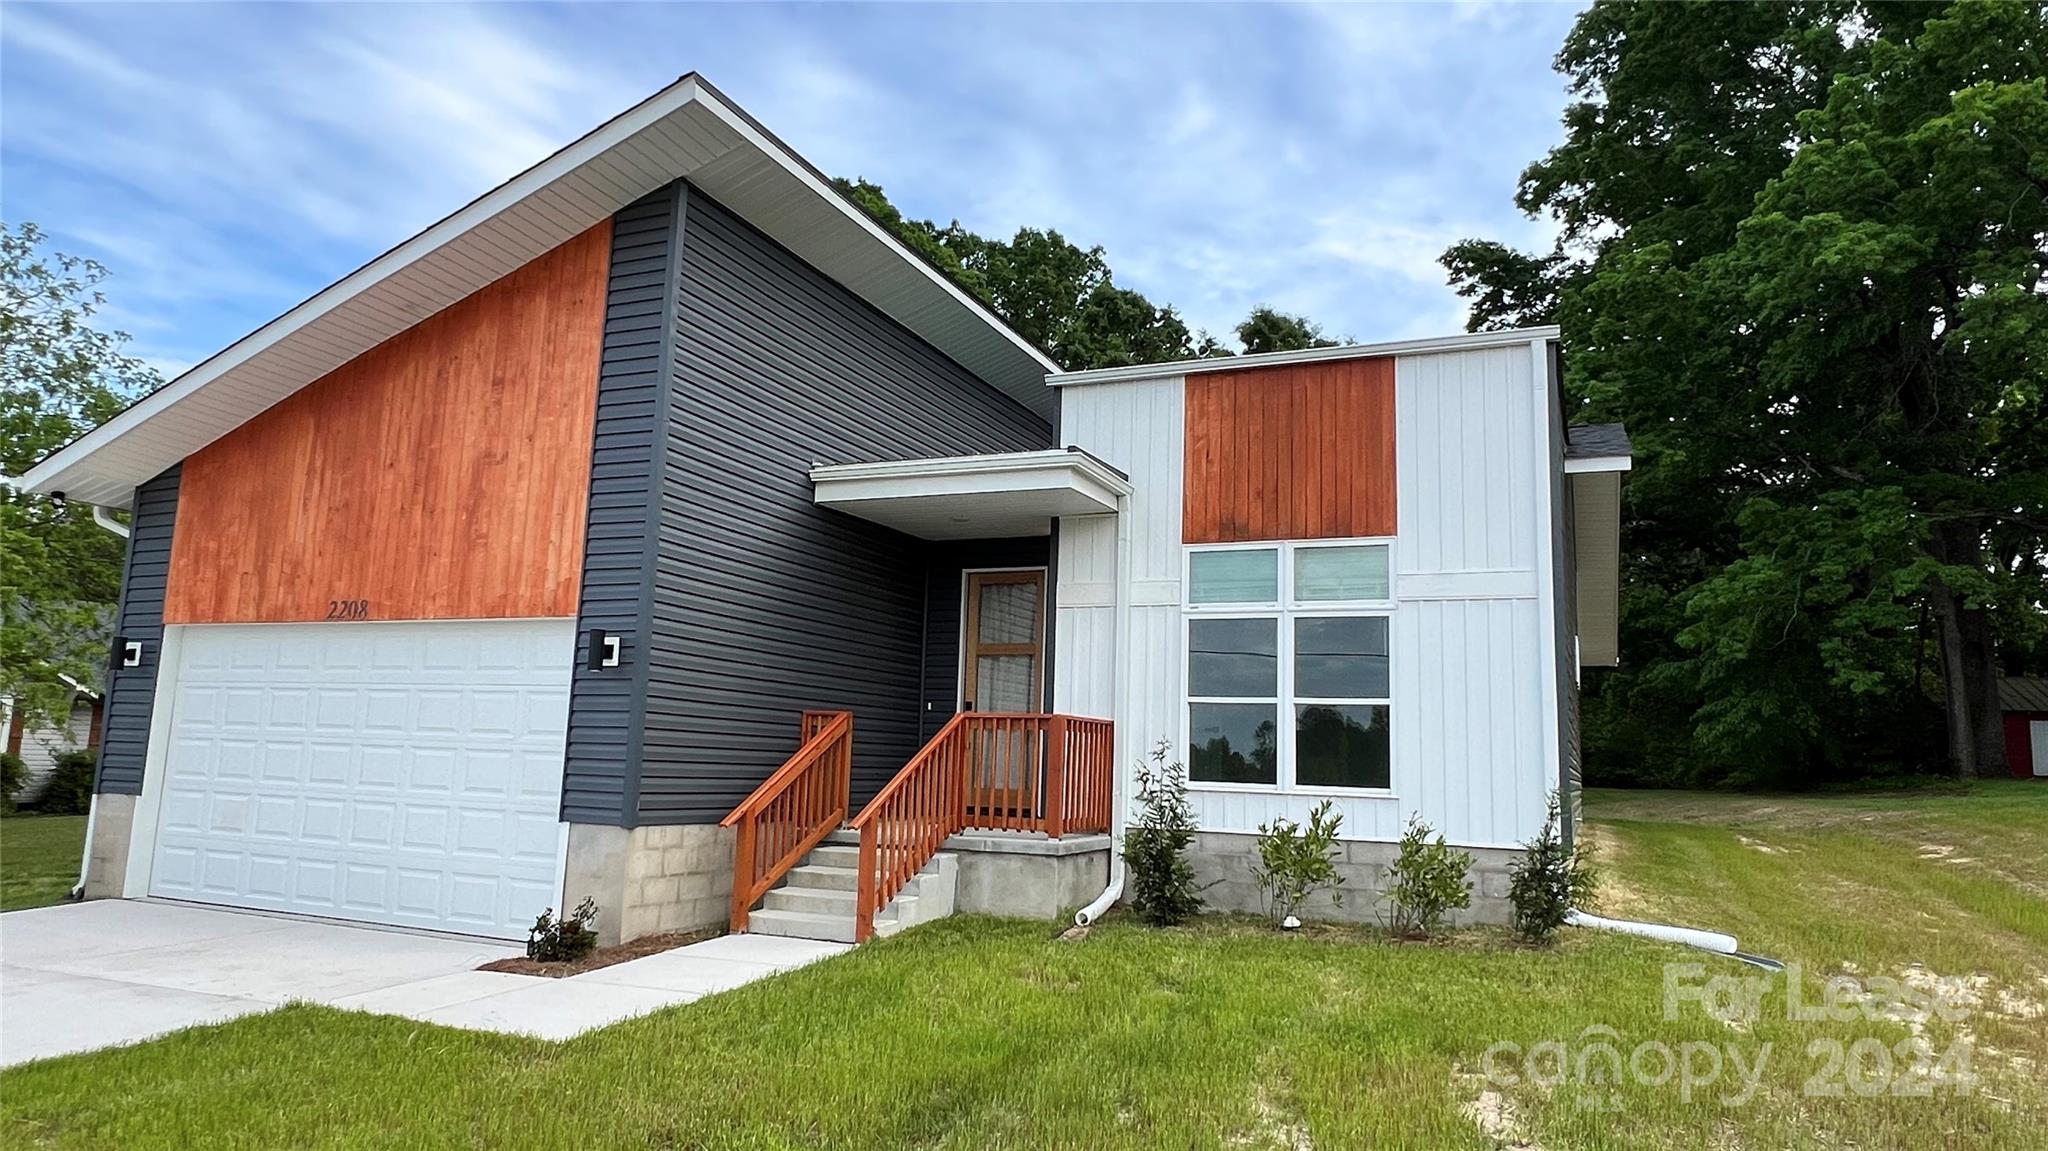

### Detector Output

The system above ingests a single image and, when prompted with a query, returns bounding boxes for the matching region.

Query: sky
[0,2,1582,379]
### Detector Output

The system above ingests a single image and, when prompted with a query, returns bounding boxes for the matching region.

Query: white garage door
[149,620,574,939]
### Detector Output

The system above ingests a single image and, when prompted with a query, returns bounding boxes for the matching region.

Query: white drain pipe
[1565,909,1736,954]
[1074,493,1133,927]
[69,503,128,900]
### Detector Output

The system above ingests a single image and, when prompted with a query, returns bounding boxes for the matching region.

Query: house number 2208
[325,599,370,620]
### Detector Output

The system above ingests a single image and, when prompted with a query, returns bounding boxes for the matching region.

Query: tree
[1,222,157,729]
[835,178,1310,369]
[1444,1,2047,783]
[1235,306,1337,355]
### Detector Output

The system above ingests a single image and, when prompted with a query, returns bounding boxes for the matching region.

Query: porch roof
[810,449,1129,541]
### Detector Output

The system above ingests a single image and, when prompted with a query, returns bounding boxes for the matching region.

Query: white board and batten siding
[1055,340,1558,849]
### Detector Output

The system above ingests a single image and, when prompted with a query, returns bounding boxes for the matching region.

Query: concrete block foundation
[942,831,1111,920]
[564,823,735,945]
[83,792,135,900]
[1189,831,1522,927]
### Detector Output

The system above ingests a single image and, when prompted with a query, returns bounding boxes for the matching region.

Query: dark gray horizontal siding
[641,184,1053,824]
[562,188,679,826]
[97,465,180,796]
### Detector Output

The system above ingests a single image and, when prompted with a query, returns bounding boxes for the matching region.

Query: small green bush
[526,897,600,962]
[0,752,25,813]
[1120,740,1203,926]
[38,750,97,815]
[1508,793,1597,945]
[1380,815,1472,938]
[1250,799,1343,926]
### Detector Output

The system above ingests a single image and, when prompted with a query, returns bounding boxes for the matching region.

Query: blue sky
[1,2,1581,378]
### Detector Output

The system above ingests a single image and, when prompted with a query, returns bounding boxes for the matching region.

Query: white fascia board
[811,450,1130,508]
[1045,326,1563,388]
[1562,455,1633,474]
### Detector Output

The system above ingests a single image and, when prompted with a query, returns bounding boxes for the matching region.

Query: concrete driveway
[0,900,848,1067]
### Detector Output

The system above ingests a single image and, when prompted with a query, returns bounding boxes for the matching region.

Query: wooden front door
[962,570,1046,815]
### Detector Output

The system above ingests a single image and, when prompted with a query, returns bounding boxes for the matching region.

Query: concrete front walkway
[0,901,848,1067]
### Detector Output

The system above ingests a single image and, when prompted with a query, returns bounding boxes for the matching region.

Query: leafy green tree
[1,222,156,729]
[836,177,1291,369]
[1446,1,2047,783]
[1235,306,1337,355]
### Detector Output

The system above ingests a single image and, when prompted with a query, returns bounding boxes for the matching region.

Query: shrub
[0,752,24,813]
[1120,740,1203,926]
[1250,799,1344,926]
[1508,793,1597,945]
[38,750,97,815]
[526,897,600,962]
[1380,815,1472,938]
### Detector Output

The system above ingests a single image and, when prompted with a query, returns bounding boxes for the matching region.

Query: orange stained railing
[720,710,853,932]
[849,712,1113,942]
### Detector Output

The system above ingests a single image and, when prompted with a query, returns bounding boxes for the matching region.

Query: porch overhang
[810,449,1129,541]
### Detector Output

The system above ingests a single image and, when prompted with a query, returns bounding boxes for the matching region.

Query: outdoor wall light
[586,628,622,671]
[115,637,143,669]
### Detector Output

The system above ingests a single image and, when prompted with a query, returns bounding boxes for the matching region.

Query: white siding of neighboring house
[5,695,95,802]
[1053,339,1561,849]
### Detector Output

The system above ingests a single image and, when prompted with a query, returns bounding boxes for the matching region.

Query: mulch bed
[479,928,722,978]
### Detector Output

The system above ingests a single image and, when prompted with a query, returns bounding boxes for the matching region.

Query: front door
[962,570,1046,816]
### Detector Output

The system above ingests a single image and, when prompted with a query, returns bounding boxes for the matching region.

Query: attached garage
[142,620,574,939]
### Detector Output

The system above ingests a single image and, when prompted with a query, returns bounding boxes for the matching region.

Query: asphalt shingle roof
[1999,677,2048,713]
[1565,422,1632,460]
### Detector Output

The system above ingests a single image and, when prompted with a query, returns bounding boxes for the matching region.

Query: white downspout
[1074,492,1133,926]
[70,504,127,899]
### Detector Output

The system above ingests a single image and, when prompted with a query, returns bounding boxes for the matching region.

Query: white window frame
[1182,538,1396,796]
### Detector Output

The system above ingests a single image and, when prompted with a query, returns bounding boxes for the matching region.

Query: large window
[1185,542,1392,792]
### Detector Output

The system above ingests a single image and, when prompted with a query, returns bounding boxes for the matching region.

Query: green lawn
[0,815,85,912]
[2,784,2042,1149]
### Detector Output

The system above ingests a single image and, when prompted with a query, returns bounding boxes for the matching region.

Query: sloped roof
[2000,677,2048,713]
[21,74,1059,509]
[1565,423,1632,460]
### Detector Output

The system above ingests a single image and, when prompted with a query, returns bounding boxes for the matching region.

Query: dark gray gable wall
[96,465,180,796]
[562,187,683,825]
[637,183,1054,824]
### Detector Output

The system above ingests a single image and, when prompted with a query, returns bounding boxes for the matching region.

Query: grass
[0,815,85,912]
[2,783,2042,1149]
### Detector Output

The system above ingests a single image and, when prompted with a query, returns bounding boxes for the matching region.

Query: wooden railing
[850,712,1112,942]
[720,710,853,932]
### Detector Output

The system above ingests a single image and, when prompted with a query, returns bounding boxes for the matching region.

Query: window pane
[1294,616,1390,698]
[1295,704,1390,788]
[1295,545,1389,601]
[1189,703,1278,784]
[1189,618,1277,697]
[975,580,1039,644]
[1189,549,1278,604]
[975,655,1037,712]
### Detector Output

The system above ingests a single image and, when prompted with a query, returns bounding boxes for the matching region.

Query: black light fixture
[586,628,622,671]
[114,637,143,669]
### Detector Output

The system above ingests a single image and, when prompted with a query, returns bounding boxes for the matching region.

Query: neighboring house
[2,684,103,804]
[2000,678,2048,778]
[20,75,1626,946]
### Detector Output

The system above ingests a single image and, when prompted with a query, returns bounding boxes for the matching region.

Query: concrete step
[764,885,855,916]
[822,827,861,847]
[807,843,860,868]
[747,906,895,945]
[784,864,858,892]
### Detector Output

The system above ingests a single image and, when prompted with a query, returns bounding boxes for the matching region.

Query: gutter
[1074,491,1133,926]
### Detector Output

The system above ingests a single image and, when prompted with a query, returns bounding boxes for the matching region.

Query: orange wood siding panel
[1183,356,1396,543]
[164,223,612,624]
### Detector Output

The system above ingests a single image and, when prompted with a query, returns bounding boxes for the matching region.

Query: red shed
[2000,678,2048,779]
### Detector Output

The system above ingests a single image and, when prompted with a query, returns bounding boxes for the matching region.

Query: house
[2000,678,2048,778]
[3,683,103,804]
[20,75,1627,946]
